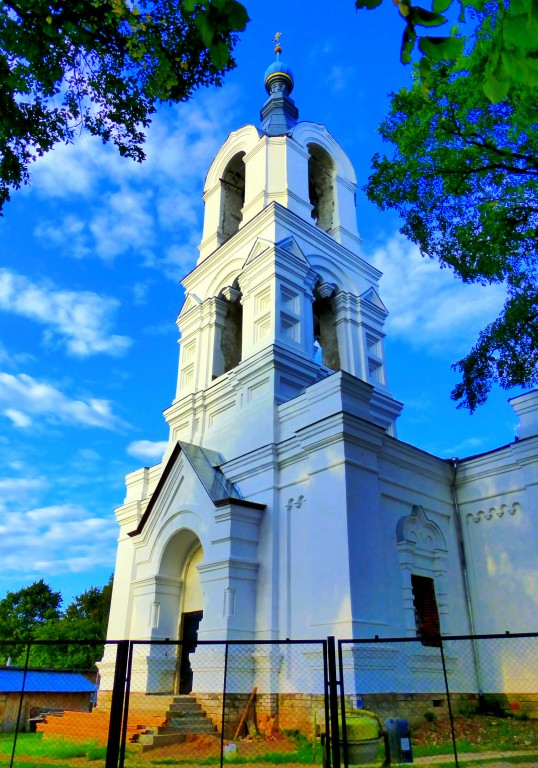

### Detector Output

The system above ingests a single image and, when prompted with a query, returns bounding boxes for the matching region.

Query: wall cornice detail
[466,501,521,523]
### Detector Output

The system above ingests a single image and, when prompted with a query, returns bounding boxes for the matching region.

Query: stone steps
[138,695,218,750]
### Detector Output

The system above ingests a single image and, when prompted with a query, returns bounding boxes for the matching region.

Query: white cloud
[4,408,32,428]
[326,65,356,92]
[0,503,117,577]
[367,234,506,353]
[31,88,241,277]
[0,269,131,357]
[88,188,156,261]
[127,439,168,462]
[0,372,128,431]
[0,476,47,498]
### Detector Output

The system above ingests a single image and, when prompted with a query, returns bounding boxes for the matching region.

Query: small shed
[0,668,97,732]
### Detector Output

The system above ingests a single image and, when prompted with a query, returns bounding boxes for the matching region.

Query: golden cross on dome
[273,32,283,54]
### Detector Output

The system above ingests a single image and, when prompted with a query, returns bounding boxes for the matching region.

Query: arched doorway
[158,531,205,694]
[178,545,204,694]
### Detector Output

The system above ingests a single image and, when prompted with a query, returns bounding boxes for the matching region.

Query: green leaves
[0,577,113,669]
[184,1,249,68]
[408,7,447,26]
[392,0,458,67]
[418,35,464,60]
[432,0,453,13]
[401,24,418,63]
[0,0,249,212]
[357,0,538,101]
[355,0,385,9]
[365,37,538,409]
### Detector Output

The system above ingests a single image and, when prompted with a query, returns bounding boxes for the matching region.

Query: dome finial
[260,32,298,136]
[264,32,294,96]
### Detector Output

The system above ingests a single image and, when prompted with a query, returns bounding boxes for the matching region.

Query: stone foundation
[95,690,538,737]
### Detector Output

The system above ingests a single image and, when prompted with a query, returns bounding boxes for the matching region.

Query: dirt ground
[413,713,538,752]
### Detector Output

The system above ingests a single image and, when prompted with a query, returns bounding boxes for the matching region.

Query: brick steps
[37,708,167,745]
[36,694,217,749]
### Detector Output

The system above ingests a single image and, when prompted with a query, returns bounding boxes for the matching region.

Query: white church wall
[457,434,538,637]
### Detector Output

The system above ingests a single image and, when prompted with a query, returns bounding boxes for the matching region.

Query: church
[97,44,538,703]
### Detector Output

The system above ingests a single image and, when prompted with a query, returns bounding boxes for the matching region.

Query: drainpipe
[451,457,483,695]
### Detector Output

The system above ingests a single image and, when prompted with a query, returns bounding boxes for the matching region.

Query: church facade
[98,50,538,701]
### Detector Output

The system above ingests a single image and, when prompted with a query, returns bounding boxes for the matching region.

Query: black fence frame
[2,631,538,768]
[109,638,331,768]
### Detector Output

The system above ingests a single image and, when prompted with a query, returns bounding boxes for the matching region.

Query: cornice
[186,202,381,293]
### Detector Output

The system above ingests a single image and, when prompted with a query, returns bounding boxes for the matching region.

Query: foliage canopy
[0,0,249,212]
[366,35,538,411]
[0,577,113,669]
[355,0,538,103]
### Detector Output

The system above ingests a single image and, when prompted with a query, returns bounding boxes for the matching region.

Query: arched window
[220,152,245,242]
[312,284,340,371]
[308,144,335,233]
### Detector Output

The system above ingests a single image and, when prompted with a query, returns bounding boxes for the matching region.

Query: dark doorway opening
[411,574,441,646]
[178,610,203,694]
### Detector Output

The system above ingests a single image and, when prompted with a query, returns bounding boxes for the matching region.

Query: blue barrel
[385,718,413,763]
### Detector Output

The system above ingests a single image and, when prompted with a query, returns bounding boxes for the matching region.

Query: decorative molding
[466,501,520,524]
[285,495,306,512]
[316,281,337,299]
[220,285,241,303]
[396,504,446,552]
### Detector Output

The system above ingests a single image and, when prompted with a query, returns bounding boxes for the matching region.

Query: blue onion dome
[264,36,294,95]
[259,33,298,136]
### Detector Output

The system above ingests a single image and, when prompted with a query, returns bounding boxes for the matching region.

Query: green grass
[0,762,80,768]
[0,733,106,761]
[424,758,538,768]
[147,735,319,765]
[414,739,483,757]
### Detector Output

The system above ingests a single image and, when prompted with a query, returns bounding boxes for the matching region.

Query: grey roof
[179,441,242,503]
[0,668,96,693]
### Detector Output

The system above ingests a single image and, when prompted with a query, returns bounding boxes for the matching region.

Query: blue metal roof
[0,668,96,693]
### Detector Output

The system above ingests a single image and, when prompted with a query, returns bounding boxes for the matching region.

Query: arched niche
[159,527,201,580]
[308,143,335,232]
[220,152,245,242]
[312,281,340,371]
[182,545,204,613]
[396,505,450,640]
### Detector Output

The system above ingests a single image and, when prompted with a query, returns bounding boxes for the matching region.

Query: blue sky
[0,1,521,607]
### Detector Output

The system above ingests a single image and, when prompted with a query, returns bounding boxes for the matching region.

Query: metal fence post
[118,640,134,768]
[439,638,459,768]
[105,640,130,768]
[220,642,229,768]
[10,643,30,768]
[327,636,340,768]
[337,640,349,768]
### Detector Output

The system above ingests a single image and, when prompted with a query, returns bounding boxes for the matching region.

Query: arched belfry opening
[312,282,340,371]
[220,152,246,242]
[308,144,335,233]
[213,282,243,379]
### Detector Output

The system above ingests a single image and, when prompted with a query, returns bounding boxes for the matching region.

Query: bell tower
[98,42,409,695]
[164,43,401,458]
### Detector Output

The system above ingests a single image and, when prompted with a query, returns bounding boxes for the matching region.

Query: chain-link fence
[0,640,107,768]
[339,633,538,767]
[1,634,538,768]
[119,640,328,766]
